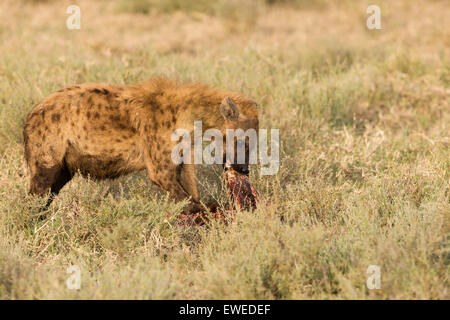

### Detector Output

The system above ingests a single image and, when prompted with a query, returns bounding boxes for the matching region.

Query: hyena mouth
[223,161,250,176]
[233,166,250,176]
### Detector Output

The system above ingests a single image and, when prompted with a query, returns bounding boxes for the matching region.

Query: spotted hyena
[23,78,259,214]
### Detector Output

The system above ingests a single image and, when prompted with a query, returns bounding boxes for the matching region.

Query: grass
[0,0,449,299]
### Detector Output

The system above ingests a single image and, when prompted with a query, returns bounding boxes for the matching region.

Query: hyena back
[23,78,259,213]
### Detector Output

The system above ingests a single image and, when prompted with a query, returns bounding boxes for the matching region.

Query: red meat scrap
[174,166,258,226]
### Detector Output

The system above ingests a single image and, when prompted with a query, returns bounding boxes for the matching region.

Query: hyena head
[219,96,259,176]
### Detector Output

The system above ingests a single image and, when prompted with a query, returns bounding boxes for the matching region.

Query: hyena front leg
[145,158,202,214]
[178,163,199,202]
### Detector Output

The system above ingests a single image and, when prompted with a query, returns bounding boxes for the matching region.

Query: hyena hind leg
[29,162,73,210]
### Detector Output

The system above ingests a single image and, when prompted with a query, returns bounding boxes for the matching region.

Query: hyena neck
[134,79,254,132]
[187,105,225,132]
[175,88,228,132]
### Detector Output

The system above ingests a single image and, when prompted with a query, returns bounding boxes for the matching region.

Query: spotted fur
[23,78,259,213]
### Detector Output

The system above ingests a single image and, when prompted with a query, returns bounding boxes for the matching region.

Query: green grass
[0,0,449,299]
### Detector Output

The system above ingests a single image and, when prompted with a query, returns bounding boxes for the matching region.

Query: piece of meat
[223,167,258,211]
[174,167,258,226]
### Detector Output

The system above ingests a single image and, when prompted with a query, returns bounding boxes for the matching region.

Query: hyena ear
[220,97,239,121]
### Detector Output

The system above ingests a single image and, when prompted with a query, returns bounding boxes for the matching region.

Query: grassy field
[0,0,449,299]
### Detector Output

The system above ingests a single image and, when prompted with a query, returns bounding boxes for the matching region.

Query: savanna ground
[0,0,449,299]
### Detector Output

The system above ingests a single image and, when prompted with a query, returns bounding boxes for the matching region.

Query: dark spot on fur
[51,113,61,123]
[109,115,120,122]
[91,88,109,95]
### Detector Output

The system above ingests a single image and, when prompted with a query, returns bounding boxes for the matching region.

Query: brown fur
[23,78,259,213]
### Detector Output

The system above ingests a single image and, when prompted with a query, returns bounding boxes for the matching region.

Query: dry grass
[0,0,449,299]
